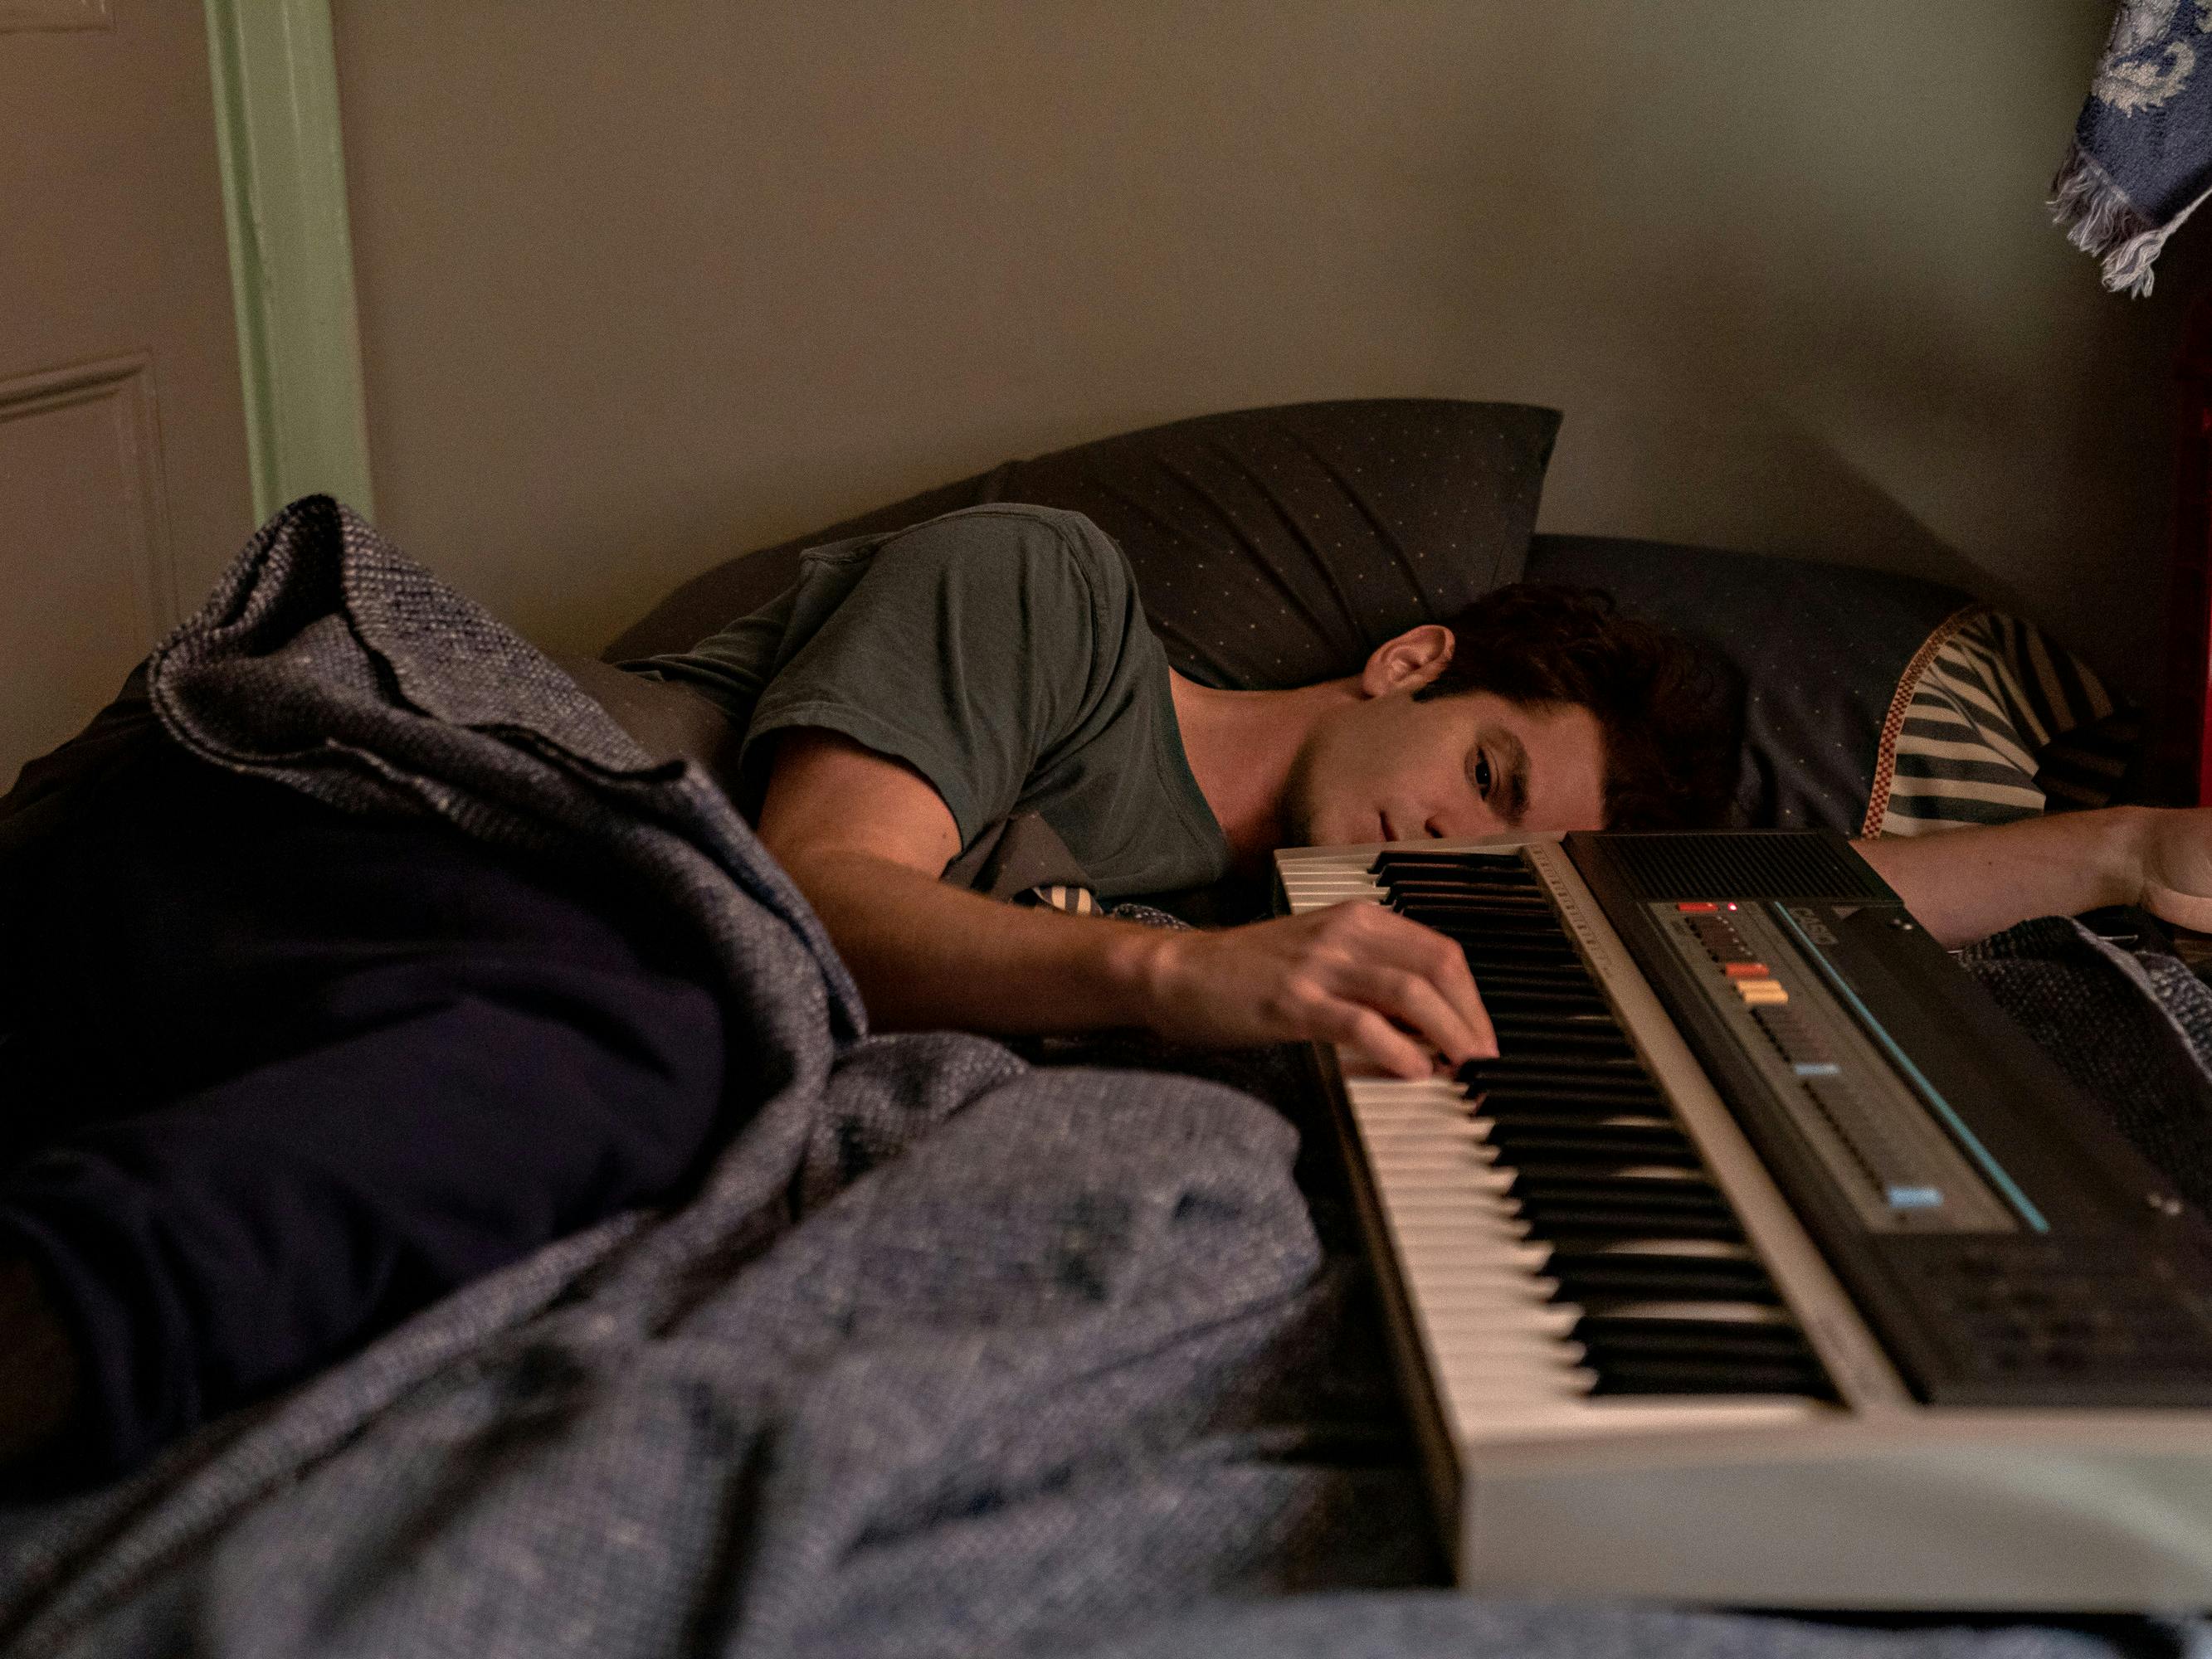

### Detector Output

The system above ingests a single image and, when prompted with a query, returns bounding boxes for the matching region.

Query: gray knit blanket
[1,499,2209,1657]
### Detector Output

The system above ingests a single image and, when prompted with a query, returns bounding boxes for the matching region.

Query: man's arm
[755,729,1498,1078]
[1857,805,2212,946]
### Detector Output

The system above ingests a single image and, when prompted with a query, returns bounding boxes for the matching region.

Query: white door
[0,0,254,787]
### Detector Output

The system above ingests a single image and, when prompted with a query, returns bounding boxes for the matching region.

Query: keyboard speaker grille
[1578,832,1894,901]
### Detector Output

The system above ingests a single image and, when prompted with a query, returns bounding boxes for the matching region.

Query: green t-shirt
[622,506,1229,899]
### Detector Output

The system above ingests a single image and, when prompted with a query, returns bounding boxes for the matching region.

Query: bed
[1,406,2206,1658]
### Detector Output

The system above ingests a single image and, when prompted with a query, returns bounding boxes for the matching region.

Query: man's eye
[1474,752,1492,797]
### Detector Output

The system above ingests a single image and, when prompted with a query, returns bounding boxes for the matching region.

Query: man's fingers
[1318,907,1495,1058]
[1312,1000,1435,1081]
[2146,879,2212,933]
[1330,964,1485,1068]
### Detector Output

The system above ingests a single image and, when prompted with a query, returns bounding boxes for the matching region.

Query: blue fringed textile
[2052,1,2212,296]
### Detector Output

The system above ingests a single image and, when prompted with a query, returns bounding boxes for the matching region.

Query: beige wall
[331,0,2195,694]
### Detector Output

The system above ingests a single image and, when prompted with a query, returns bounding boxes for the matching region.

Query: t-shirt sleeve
[739,508,1124,849]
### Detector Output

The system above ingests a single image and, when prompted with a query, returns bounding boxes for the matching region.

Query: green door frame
[202,0,374,521]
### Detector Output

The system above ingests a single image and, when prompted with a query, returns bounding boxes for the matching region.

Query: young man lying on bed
[0,502,2205,1491]
[602,504,2212,1082]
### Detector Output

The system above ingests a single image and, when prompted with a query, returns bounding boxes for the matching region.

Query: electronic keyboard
[1274,830,2212,1608]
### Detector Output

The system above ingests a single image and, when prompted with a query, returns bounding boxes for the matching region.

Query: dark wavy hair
[1415,582,1742,830]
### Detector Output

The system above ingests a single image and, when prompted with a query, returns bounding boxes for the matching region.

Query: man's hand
[1127,902,1496,1078]
[2140,807,2212,933]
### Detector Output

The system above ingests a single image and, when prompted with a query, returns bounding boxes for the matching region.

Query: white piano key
[1428,1312,1580,1342]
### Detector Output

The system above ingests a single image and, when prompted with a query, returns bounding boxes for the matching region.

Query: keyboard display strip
[1370,848,1834,1402]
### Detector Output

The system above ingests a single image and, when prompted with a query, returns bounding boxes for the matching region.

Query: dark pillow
[604,399,1562,689]
[1525,533,1974,834]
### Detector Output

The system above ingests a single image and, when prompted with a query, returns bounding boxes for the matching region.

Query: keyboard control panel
[1647,899,2015,1234]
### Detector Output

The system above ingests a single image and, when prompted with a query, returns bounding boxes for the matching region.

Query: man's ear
[1360,624,1454,697]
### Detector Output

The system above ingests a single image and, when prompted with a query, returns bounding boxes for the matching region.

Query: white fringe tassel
[2049,138,2190,299]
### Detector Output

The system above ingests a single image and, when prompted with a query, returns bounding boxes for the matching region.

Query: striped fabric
[1025,882,1099,916]
[1863,607,2133,839]
[1021,883,1199,931]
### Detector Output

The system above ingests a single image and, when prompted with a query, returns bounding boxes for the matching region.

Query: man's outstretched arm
[755,728,1498,1078]
[1856,805,2212,946]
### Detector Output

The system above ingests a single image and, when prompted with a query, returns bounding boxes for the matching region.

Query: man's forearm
[779,847,1171,1034]
[1854,807,2158,947]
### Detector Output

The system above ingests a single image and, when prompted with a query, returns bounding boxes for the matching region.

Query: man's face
[1283,686,1609,848]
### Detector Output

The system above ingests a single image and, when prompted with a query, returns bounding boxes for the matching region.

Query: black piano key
[1485,1035,1630,1057]
[1480,1102,1685,1131]
[1465,971,1601,995]
[1503,1168,1708,1194]
[1491,1044,1642,1068]
[1493,1112,1688,1144]
[1474,1041,1637,1062]
[1588,1360,1830,1397]
[1390,888,1555,907]
[1397,906,1563,929]
[1480,1099,1678,1124]
[1485,1010,1620,1030]
[1443,948,1590,974]
[1474,1107,1677,1132]
[1547,1253,1781,1304]
[1398,903,1552,922]
[1517,1208,1743,1244]
[1476,995,1615,1020]
[1468,1093,1672,1121]
[1377,859,1536,875]
[1508,1174,1729,1210]
[1488,1007,1626,1028]
[1465,966,1600,987]
[1461,1068,1659,1096]
[1497,1132,1695,1155]
[1424,929,1583,956]
[1375,872,1537,893]
[1493,1135,1701,1161]
[1432,935,1583,957]
[1462,968,1596,991]
[1453,948,1591,969]
[1392,891,1548,911]
[1483,1015,1621,1037]
[1371,851,1529,876]
[1485,1131,1702,1167]
[1513,1205,1746,1243]
[1486,1030,1638,1058]
[1490,1024,1625,1041]
[1459,1057,1654,1083]
[1465,1053,1647,1079]
[1573,1313,1815,1359]
[1389,900,1546,914]
[1449,941,1589,963]
[1383,868,1542,883]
